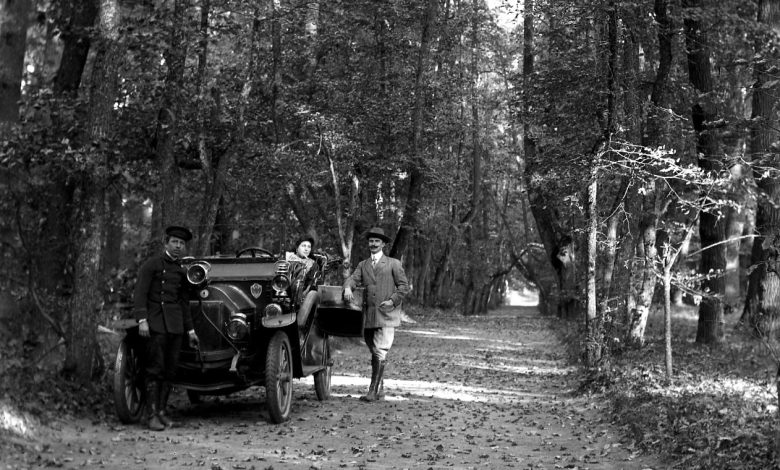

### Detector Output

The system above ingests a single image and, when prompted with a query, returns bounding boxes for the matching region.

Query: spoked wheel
[265,331,293,423]
[113,338,145,424]
[313,335,332,401]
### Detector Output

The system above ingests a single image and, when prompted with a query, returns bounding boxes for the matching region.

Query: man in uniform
[133,225,200,430]
[343,227,409,402]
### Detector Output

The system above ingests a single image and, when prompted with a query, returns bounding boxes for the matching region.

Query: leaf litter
[1,304,663,469]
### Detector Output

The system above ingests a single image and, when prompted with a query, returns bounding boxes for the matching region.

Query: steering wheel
[235,247,275,258]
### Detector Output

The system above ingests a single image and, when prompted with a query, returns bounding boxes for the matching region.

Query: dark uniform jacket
[133,252,194,334]
[344,254,410,328]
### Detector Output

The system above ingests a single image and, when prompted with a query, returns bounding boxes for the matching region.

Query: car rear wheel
[265,331,293,423]
[313,336,332,401]
[113,338,145,424]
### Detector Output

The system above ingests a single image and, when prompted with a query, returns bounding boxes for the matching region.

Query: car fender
[262,312,296,328]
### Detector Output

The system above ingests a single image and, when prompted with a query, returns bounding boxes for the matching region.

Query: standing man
[133,226,200,431]
[343,227,410,402]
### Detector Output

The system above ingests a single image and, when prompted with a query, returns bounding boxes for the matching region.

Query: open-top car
[112,246,364,424]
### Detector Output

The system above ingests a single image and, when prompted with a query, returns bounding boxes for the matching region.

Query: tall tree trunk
[154,0,188,239]
[522,1,580,319]
[743,0,780,339]
[723,51,749,313]
[0,0,30,125]
[684,0,726,345]
[584,1,618,366]
[270,0,281,143]
[627,0,672,347]
[104,189,123,276]
[195,13,259,256]
[628,190,665,347]
[36,0,98,302]
[431,235,453,305]
[326,144,360,278]
[586,154,600,366]
[195,0,211,177]
[605,27,641,317]
[37,0,98,300]
[304,0,319,99]
[52,0,98,95]
[417,241,433,304]
[212,197,235,255]
[64,0,120,382]
[463,0,482,316]
[390,0,437,260]
[724,164,746,312]
[663,264,673,380]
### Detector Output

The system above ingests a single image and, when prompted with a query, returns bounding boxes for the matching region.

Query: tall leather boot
[360,356,385,402]
[145,382,165,431]
[157,382,176,428]
[377,360,386,399]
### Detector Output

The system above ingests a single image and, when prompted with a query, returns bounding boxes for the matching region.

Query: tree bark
[304,0,320,99]
[195,0,211,177]
[627,0,672,347]
[0,0,30,125]
[628,189,665,347]
[64,0,121,383]
[522,0,564,317]
[52,0,98,95]
[270,0,281,143]
[325,142,360,277]
[153,0,188,239]
[743,0,780,339]
[104,189,123,276]
[585,154,600,366]
[463,0,482,316]
[684,0,726,345]
[417,241,433,304]
[194,13,259,256]
[36,0,99,298]
[390,0,437,261]
[663,265,673,381]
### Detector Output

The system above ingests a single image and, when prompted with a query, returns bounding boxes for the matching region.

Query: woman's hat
[365,227,391,243]
[294,235,315,250]
[165,225,193,242]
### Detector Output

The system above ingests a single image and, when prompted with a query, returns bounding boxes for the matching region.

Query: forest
[2,0,780,467]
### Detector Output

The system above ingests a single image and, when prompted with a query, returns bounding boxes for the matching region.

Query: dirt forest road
[4,305,662,470]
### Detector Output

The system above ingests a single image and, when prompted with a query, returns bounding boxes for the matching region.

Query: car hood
[202,262,278,282]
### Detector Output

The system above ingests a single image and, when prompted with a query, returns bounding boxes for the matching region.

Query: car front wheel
[265,331,293,423]
[113,338,145,424]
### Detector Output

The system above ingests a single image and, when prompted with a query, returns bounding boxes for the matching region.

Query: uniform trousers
[144,332,182,385]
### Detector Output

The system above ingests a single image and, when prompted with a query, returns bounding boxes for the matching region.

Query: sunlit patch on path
[298,374,561,403]
[0,401,33,437]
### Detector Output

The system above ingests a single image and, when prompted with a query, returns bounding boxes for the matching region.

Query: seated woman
[285,236,319,305]
[286,236,316,273]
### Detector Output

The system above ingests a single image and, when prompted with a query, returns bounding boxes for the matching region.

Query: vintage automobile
[112,247,364,424]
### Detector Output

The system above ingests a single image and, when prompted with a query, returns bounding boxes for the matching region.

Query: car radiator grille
[190,300,230,351]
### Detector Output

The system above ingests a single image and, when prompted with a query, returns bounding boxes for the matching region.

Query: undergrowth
[561,305,780,469]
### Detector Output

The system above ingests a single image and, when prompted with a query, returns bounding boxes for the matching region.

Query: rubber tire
[313,336,332,401]
[113,339,145,424]
[265,331,293,423]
